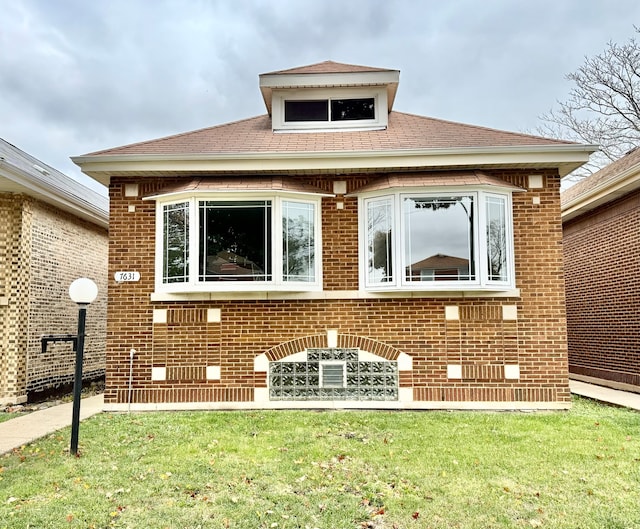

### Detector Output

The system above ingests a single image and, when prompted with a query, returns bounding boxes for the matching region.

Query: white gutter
[73,144,598,186]
[0,158,108,228]
[562,162,640,221]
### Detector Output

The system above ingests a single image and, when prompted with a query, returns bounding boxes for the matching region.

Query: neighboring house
[0,139,108,405]
[73,61,595,411]
[562,147,640,393]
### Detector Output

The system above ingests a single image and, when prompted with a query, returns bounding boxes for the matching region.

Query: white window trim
[272,87,388,132]
[358,186,516,292]
[154,191,323,294]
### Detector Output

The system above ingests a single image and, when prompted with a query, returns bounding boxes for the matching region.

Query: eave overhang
[259,69,400,115]
[0,157,109,228]
[562,161,640,222]
[73,144,597,187]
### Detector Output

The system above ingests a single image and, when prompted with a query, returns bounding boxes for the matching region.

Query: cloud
[1,0,639,194]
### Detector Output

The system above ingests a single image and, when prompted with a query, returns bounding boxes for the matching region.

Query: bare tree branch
[537,27,640,179]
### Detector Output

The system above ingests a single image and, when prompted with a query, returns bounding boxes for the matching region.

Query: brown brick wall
[0,193,108,403]
[563,189,640,389]
[105,170,570,407]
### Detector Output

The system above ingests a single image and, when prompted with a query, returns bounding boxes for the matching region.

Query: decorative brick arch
[263,334,403,362]
[253,333,413,404]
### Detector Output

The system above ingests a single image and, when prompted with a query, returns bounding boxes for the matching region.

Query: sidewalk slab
[570,380,640,411]
[0,394,103,454]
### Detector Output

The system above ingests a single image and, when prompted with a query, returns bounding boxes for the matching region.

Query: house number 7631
[114,271,141,282]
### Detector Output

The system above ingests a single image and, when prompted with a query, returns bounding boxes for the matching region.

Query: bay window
[362,189,514,290]
[157,194,321,292]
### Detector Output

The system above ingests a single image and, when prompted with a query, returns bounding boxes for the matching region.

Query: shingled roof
[73,61,597,186]
[562,147,640,221]
[261,60,395,75]
[0,138,108,228]
[86,112,575,157]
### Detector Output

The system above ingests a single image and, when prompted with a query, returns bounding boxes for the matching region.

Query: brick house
[562,147,640,393]
[0,138,108,405]
[73,61,595,411]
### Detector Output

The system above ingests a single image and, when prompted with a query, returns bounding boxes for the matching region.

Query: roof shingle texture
[261,60,395,75]
[88,112,574,157]
[561,147,640,206]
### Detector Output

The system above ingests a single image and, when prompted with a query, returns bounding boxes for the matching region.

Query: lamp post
[68,278,98,456]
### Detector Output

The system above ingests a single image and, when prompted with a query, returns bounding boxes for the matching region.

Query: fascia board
[0,160,109,228]
[259,70,399,89]
[562,164,640,220]
[259,70,400,114]
[73,144,597,184]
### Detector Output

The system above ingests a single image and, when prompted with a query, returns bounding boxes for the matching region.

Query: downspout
[128,349,136,413]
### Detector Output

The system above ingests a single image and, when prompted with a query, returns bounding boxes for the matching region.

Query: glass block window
[269,348,398,401]
[321,363,345,388]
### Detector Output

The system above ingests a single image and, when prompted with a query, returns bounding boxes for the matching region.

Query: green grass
[0,413,23,424]
[0,397,638,528]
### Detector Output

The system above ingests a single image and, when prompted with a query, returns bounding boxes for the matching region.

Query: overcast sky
[2,0,639,195]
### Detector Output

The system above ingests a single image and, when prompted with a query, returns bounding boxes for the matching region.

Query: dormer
[259,61,400,133]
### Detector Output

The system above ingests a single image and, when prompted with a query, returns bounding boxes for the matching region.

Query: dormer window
[284,98,376,123]
[272,88,387,132]
[259,61,399,133]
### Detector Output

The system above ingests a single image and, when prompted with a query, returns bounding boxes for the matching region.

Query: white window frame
[154,192,323,293]
[271,87,388,132]
[359,187,515,292]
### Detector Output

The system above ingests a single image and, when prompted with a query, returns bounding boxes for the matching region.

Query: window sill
[150,288,521,302]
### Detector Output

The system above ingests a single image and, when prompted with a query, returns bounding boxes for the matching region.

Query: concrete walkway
[0,394,103,454]
[569,380,640,411]
[0,383,638,455]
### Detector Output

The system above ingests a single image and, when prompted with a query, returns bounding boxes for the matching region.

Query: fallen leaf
[412,511,420,519]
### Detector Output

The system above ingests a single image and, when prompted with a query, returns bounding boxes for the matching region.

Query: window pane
[403,196,475,282]
[321,363,345,388]
[283,201,315,282]
[366,198,393,284]
[486,195,508,282]
[331,98,375,121]
[199,201,272,281]
[284,100,328,122]
[163,202,189,283]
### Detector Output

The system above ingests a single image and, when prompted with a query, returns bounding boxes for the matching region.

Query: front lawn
[0,396,638,528]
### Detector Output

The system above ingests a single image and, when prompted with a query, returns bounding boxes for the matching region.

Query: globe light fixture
[68,278,98,456]
[68,277,98,306]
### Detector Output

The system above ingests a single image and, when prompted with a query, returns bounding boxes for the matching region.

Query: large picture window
[362,190,514,290]
[199,201,272,282]
[158,195,321,292]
